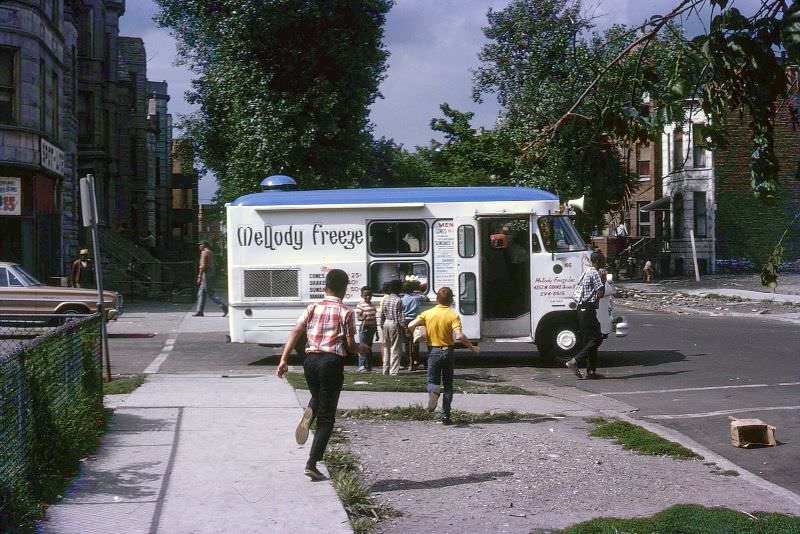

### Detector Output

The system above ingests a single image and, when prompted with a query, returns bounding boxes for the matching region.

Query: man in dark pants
[277,269,357,480]
[567,251,607,379]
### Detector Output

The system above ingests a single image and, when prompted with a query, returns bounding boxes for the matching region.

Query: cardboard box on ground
[729,417,777,448]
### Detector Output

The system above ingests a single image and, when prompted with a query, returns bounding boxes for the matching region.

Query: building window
[40,60,47,130]
[637,201,651,237]
[78,91,93,144]
[666,133,672,172]
[693,191,707,238]
[51,71,59,138]
[636,144,651,180]
[692,123,707,168]
[673,126,683,171]
[368,221,428,255]
[673,193,684,239]
[78,8,94,57]
[0,48,17,124]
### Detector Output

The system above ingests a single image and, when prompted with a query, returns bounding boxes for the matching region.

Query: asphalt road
[108,304,800,496]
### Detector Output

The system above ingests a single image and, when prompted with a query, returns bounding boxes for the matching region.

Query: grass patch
[586,418,702,460]
[285,372,537,395]
[339,405,553,425]
[324,442,400,533]
[103,375,145,395]
[558,504,800,533]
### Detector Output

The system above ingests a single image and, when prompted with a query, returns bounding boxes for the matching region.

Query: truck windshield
[537,216,587,253]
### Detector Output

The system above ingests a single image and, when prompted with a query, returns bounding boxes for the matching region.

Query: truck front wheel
[537,322,581,362]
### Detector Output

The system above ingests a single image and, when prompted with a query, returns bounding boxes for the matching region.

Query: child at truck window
[380,279,405,375]
[356,286,377,372]
[401,278,428,370]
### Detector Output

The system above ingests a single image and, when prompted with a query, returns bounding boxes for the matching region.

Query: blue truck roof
[231,186,559,207]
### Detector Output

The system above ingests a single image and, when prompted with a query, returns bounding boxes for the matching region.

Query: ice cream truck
[226,176,628,359]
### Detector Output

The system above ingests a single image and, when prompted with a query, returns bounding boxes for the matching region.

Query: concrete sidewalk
[42,374,351,534]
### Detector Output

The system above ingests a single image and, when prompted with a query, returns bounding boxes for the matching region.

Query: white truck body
[226,186,627,358]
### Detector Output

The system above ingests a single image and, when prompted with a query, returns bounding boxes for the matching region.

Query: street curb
[606,411,800,509]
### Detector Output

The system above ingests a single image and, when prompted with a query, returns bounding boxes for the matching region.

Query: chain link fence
[0,314,105,531]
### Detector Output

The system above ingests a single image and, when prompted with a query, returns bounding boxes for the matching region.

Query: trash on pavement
[729,417,776,448]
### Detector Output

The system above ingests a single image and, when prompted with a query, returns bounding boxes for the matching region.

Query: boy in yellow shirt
[408,287,479,425]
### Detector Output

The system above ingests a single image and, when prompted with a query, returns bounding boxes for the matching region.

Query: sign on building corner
[0,177,21,216]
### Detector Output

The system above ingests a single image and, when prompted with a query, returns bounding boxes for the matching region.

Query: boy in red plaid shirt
[277,269,357,480]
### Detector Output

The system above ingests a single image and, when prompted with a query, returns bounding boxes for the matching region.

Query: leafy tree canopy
[155,0,393,201]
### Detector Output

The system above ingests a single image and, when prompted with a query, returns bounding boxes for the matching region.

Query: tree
[469,0,689,229]
[414,104,518,188]
[532,0,800,284]
[155,0,393,201]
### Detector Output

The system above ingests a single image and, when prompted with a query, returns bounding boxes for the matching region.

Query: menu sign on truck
[432,220,455,290]
[0,177,21,216]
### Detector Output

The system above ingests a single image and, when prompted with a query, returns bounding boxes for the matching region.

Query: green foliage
[436,0,689,229]
[587,418,701,459]
[103,375,146,395]
[155,0,393,201]
[323,445,399,533]
[561,504,800,533]
[0,320,107,531]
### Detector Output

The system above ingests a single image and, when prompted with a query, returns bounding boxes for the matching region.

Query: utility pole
[80,174,112,381]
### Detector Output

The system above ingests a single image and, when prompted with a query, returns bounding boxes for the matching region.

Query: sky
[119,0,760,202]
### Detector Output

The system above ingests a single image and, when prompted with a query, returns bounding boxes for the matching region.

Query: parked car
[0,261,123,323]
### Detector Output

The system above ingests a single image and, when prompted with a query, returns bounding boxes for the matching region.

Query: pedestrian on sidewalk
[407,287,479,425]
[69,248,94,288]
[380,279,405,375]
[643,259,654,283]
[277,269,358,481]
[567,251,607,379]
[193,241,228,317]
[356,285,377,372]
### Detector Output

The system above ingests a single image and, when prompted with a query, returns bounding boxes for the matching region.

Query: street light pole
[80,174,112,382]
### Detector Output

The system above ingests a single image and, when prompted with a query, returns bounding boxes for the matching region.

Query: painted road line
[144,334,178,374]
[588,382,800,396]
[645,405,800,420]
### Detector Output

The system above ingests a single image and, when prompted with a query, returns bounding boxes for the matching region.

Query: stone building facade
[147,80,171,248]
[0,0,75,279]
[116,35,149,240]
[660,107,715,275]
[171,137,199,250]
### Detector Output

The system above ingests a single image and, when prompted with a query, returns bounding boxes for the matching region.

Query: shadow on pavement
[589,370,691,380]
[370,470,513,492]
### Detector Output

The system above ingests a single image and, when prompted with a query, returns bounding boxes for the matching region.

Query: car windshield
[11,265,43,286]
[537,216,587,253]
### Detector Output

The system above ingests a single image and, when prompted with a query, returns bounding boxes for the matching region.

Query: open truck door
[451,218,480,340]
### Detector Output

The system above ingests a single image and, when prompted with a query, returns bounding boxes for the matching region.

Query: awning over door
[639,196,671,212]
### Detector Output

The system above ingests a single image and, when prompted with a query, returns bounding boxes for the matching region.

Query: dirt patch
[615,287,800,317]
[338,418,800,533]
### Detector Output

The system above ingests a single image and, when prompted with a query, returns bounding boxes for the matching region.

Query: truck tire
[536,320,581,363]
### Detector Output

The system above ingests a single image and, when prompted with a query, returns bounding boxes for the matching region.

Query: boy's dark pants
[574,305,603,371]
[303,353,344,466]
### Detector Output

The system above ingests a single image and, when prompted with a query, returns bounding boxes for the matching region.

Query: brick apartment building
[1,0,197,280]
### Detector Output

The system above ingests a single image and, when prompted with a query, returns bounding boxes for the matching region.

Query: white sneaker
[566,358,583,379]
[295,406,314,445]
[427,391,440,412]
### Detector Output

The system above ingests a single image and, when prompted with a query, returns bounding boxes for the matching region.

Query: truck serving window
[368,261,429,294]
[369,221,428,255]
[536,216,586,253]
